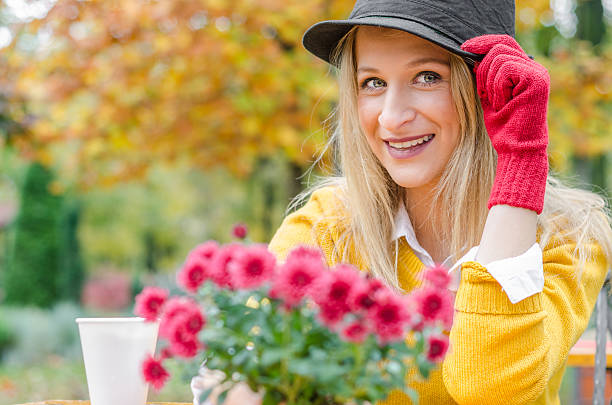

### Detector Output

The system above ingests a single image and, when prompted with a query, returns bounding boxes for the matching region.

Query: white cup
[76,317,159,405]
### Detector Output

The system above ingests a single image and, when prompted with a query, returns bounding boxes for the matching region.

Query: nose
[377,87,417,132]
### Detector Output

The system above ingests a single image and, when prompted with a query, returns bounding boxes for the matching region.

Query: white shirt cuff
[448,243,544,304]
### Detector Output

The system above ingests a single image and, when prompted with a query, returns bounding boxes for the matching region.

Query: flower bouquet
[135,229,453,405]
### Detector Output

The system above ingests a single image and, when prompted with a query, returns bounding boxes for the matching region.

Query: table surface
[567,329,612,368]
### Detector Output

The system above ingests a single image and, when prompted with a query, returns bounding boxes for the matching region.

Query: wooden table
[567,337,612,368]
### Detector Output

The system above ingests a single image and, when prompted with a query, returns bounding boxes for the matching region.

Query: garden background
[0,0,610,403]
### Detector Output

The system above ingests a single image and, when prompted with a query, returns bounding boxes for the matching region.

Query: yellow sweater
[268,186,608,405]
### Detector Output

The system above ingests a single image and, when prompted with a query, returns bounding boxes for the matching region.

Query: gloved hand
[461,34,549,214]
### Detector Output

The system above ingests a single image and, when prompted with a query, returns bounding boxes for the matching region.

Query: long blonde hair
[291,26,612,290]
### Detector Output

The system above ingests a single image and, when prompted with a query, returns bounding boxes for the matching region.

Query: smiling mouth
[386,134,435,150]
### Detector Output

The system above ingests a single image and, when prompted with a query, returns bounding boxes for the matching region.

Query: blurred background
[0,0,609,403]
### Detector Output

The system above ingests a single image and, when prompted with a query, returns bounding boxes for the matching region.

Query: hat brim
[302,16,482,66]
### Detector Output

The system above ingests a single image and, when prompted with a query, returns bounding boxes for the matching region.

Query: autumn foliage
[2,1,355,188]
[0,0,610,188]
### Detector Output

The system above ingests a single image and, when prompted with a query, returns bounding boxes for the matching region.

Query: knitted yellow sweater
[268,186,608,405]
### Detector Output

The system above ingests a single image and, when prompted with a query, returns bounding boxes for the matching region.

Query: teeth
[388,134,433,149]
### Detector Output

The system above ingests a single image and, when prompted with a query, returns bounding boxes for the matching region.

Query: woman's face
[355,26,461,192]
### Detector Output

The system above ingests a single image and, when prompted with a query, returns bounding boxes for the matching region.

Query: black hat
[302,0,515,65]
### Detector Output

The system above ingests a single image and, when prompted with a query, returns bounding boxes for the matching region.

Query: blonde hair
[291,26,612,290]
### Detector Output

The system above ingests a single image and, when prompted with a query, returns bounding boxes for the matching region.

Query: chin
[386,166,441,190]
[389,173,431,189]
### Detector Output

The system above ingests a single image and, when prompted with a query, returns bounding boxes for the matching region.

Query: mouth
[385,134,435,151]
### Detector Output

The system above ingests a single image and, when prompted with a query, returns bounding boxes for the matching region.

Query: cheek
[357,97,382,151]
[441,99,461,148]
[422,90,461,146]
[357,97,379,136]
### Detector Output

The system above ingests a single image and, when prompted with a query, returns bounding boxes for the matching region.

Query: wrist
[488,149,549,214]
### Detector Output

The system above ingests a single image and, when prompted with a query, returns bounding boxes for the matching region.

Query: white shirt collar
[392,199,454,268]
[392,200,544,303]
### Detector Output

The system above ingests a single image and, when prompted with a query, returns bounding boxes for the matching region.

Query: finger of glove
[492,58,550,112]
[487,55,536,112]
[461,34,525,57]
[475,44,532,103]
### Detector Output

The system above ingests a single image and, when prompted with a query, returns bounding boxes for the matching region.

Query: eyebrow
[357,56,450,74]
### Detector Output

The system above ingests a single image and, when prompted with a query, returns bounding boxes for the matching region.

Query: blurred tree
[0,0,608,211]
[3,162,85,307]
[57,198,85,302]
[4,162,63,307]
[576,0,607,46]
[573,0,609,194]
[1,0,353,191]
[516,0,611,191]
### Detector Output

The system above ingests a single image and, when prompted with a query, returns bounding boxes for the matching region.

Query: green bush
[4,162,63,307]
[3,162,84,307]
[57,199,85,303]
[0,316,15,362]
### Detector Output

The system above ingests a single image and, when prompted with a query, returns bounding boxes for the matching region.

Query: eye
[360,77,386,91]
[415,71,442,86]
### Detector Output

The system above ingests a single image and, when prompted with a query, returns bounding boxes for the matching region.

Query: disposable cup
[76,317,159,405]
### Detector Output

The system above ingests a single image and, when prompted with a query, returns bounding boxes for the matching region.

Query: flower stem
[280,310,292,401]
[350,343,364,385]
[287,375,304,405]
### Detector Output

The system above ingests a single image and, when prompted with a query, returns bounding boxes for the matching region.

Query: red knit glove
[461,35,549,214]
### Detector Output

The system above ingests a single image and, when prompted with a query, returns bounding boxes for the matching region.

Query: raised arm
[462,34,549,265]
[439,35,605,404]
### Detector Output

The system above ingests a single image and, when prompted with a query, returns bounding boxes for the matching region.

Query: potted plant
[135,230,452,404]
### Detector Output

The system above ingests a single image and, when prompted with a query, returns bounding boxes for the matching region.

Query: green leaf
[288,358,317,377]
[262,389,282,405]
[402,386,420,404]
[197,387,214,404]
[386,360,402,374]
[260,348,285,366]
[317,363,348,382]
[416,355,431,379]
[232,349,251,367]
[217,388,230,405]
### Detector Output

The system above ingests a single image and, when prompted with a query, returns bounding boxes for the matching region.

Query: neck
[403,182,439,230]
[403,182,448,263]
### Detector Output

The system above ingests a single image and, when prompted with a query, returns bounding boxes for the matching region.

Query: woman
[268,0,612,404]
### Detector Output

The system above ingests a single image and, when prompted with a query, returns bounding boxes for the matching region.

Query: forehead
[354,26,450,62]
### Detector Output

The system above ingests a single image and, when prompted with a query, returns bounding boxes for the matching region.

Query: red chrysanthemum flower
[312,265,361,326]
[367,278,385,293]
[286,245,325,262]
[368,290,411,344]
[317,302,347,326]
[271,250,325,306]
[413,287,452,324]
[177,258,210,293]
[341,320,370,343]
[426,334,449,363]
[313,265,360,308]
[159,297,205,339]
[134,287,168,321]
[189,241,219,262]
[173,308,206,335]
[166,318,201,358]
[209,243,242,289]
[348,277,385,312]
[232,223,248,239]
[423,264,451,289]
[229,244,276,289]
[142,354,170,390]
[159,347,174,361]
